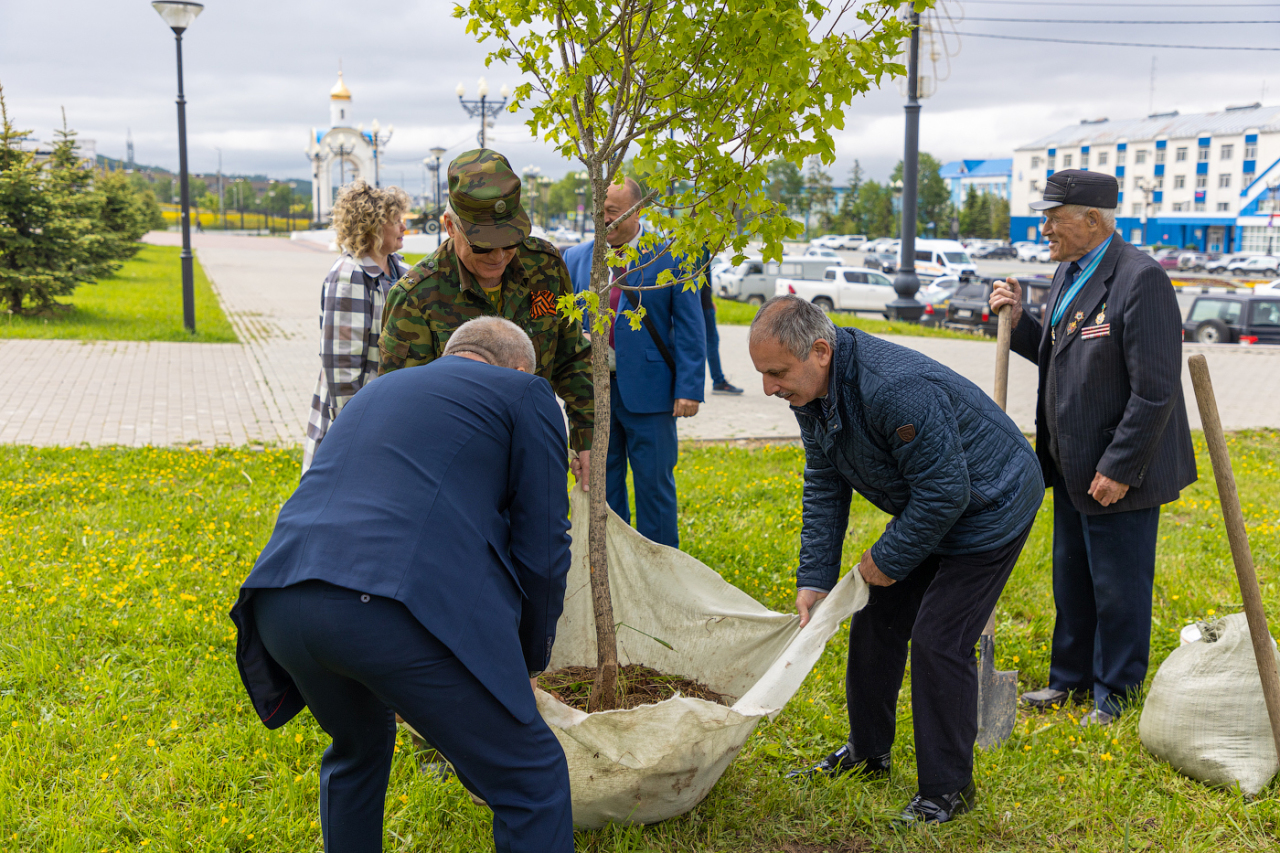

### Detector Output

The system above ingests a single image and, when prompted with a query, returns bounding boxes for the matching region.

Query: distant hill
[95,155,310,197]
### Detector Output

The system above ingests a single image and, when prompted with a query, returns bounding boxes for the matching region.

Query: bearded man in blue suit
[561,178,706,548]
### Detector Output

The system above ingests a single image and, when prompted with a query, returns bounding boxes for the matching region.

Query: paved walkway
[1,233,1278,448]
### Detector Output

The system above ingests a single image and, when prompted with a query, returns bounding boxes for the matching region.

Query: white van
[717,255,832,305]
[910,239,978,279]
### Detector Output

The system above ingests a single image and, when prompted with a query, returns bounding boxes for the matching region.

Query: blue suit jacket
[563,236,706,413]
[230,357,571,726]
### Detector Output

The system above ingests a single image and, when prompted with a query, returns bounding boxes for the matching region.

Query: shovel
[1187,355,1280,761]
[976,302,1018,750]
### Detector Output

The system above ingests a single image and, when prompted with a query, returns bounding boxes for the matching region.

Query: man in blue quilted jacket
[748,296,1043,826]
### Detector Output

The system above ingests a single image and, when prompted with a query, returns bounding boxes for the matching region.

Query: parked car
[803,246,842,260]
[862,237,895,254]
[942,281,996,334]
[1256,279,1280,293]
[550,227,582,244]
[1206,253,1254,274]
[1154,249,1181,270]
[1178,251,1211,271]
[1016,243,1044,262]
[1183,293,1280,344]
[973,244,1018,259]
[808,235,844,250]
[1035,245,1054,264]
[775,266,897,315]
[1227,255,1280,277]
[717,255,832,305]
[839,234,868,250]
[863,251,898,274]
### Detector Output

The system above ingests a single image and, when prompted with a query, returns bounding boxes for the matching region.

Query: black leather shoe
[895,781,977,826]
[786,744,891,780]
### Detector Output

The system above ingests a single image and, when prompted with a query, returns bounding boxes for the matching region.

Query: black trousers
[1049,470,1160,717]
[846,522,1033,796]
[253,581,573,853]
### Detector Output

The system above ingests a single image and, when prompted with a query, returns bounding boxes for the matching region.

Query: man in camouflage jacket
[379,149,594,482]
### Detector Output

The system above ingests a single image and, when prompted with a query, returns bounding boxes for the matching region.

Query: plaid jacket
[302,252,407,473]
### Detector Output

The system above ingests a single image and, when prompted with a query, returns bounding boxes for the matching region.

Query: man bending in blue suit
[230,317,574,853]
[562,179,706,548]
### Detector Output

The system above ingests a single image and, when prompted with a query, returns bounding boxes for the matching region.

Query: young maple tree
[458,0,918,710]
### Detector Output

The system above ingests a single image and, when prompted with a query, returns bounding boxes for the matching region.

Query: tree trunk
[586,166,620,713]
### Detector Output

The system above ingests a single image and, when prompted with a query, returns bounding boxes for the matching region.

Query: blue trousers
[1049,471,1161,716]
[606,377,680,548]
[253,581,573,853]
[702,304,725,385]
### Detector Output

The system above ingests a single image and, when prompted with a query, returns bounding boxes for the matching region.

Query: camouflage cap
[447,149,532,248]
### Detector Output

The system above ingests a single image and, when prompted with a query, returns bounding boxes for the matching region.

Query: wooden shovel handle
[981,304,1015,641]
[994,304,1012,412]
[1188,354,1280,761]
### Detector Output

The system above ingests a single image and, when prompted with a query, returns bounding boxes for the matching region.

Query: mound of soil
[537,664,730,711]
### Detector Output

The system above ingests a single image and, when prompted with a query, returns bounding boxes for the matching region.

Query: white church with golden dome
[305,71,388,222]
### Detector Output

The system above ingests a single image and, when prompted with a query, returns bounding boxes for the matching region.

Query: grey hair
[1057,203,1116,232]
[749,295,838,361]
[443,316,537,372]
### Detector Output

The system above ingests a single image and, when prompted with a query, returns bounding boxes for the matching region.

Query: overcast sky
[2,1,1275,188]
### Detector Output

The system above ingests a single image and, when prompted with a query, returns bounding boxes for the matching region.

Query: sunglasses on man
[458,231,521,255]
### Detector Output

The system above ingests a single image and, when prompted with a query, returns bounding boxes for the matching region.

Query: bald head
[443,316,537,372]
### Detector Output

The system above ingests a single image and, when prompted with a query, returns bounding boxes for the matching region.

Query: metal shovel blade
[975,633,1017,750]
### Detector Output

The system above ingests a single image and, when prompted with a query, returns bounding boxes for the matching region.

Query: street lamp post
[426,146,446,248]
[522,164,541,227]
[152,1,203,334]
[575,180,586,237]
[367,119,393,188]
[456,78,509,148]
[304,140,324,227]
[888,6,924,322]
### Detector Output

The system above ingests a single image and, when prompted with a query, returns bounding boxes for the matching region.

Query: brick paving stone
[2,232,1278,451]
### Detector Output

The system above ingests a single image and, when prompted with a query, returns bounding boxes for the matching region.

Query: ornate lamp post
[426,146,446,247]
[539,175,553,229]
[456,77,509,148]
[888,5,924,321]
[151,1,203,334]
[304,135,324,227]
[366,119,393,187]
[522,164,542,227]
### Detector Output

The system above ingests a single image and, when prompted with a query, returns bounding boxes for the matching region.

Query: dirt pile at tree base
[538,664,730,711]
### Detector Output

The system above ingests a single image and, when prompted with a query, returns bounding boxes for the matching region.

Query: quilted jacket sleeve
[865,378,971,580]
[795,417,854,592]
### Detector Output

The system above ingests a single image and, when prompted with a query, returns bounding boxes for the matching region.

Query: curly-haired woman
[302,180,409,472]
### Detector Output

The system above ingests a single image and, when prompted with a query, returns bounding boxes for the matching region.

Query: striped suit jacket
[1010,236,1196,515]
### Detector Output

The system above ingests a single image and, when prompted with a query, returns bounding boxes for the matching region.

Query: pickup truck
[774,266,897,315]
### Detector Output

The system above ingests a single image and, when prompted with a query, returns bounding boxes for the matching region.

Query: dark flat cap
[1030,169,1119,211]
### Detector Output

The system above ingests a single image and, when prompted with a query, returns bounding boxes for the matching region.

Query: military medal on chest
[1067,310,1083,335]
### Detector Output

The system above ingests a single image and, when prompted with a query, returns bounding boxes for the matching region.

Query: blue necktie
[1055,261,1081,326]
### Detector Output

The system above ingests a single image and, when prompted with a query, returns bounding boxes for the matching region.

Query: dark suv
[1183,293,1280,345]
[935,276,1051,335]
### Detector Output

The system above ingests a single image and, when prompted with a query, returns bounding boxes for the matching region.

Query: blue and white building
[939,158,1012,207]
[1010,104,1280,252]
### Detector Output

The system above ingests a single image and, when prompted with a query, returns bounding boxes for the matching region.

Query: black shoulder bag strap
[620,286,677,373]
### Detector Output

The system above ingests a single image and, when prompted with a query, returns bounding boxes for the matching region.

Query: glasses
[458,231,520,255]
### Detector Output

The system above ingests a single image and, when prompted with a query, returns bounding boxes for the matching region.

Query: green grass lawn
[2,436,1278,851]
[0,245,237,343]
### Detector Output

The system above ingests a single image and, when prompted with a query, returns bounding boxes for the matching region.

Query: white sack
[1139,613,1280,795]
[537,489,868,828]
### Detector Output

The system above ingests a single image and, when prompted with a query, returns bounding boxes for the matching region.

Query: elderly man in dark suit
[990,170,1196,726]
[562,178,706,548]
[229,316,574,853]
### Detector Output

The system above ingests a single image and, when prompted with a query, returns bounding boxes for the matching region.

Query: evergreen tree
[805,156,835,233]
[892,151,950,236]
[0,93,98,315]
[765,159,805,216]
[990,195,1010,242]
